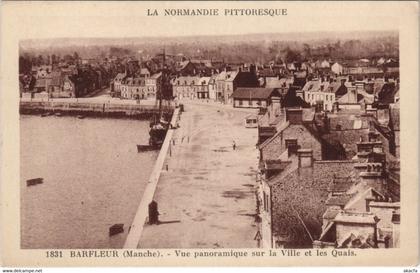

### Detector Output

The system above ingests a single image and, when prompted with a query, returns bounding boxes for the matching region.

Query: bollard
[148,201,159,225]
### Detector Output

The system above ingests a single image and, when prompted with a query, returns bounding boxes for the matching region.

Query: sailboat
[148,49,172,148]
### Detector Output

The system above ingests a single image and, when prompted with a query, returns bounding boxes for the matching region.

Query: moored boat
[137,144,159,152]
[26,178,43,186]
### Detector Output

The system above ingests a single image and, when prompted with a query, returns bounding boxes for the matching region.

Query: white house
[331,62,344,75]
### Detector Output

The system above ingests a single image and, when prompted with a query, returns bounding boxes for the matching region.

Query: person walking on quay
[232,140,236,151]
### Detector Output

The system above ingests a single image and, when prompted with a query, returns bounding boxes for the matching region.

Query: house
[48,71,73,98]
[257,149,355,248]
[139,68,150,78]
[314,158,400,248]
[111,73,127,97]
[302,79,335,112]
[34,78,50,93]
[172,76,200,99]
[328,79,348,100]
[61,75,77,98]
[196,77,211,99]
[321,60,331,68]
[331,62,343,75]
[208,75,217,100]
[215,70,259,104]
[120,77,147,99]
[258,137,399,248]
[176,60,197,76]
[258,108,323,162]
[145,72,162,99]
[320,111,373,159]
[215,70,238,103]
[232,88,281,108]
[262,76,294,93]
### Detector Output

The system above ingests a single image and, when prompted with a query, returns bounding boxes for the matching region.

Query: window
[285,139,298,156]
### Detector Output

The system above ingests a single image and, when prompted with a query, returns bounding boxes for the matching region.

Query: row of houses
[20,64,112,98]
[111,72,162,99]
[254,95,400,248]
[231,76,398,115]
[107,55,400,110]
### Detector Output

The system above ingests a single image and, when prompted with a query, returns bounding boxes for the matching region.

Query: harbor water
[20,115,157,249]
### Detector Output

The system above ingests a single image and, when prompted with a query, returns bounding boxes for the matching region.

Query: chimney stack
[298,149,313,168]
[355,162,386,193]
[271,96,282,117]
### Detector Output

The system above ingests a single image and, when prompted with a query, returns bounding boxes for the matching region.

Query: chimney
[250,64,256,75]
[298,149,313,168]
[271,96,281,117]
[286,108,303,125]
[355,162,386,193]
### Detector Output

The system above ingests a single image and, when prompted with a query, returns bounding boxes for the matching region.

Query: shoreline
[123,107,181,248]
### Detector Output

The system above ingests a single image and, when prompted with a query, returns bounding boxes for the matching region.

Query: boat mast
[158,48,165,117]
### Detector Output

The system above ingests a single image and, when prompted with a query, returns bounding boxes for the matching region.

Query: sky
[3,1,407,41]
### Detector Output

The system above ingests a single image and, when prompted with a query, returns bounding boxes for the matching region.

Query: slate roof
[172,76,200,86]
[198,77,211,85]
[281,88,311,108]
[264,77,293,88]
[176,61,192,71]
[328,177,354,193]
[302,80,332,93]
[326,194,355,206]
[269,160,355,247]
[215,71,238,82]
[377,82,398,104]
[322,207,341,220]
[232,88,280,100]
[114,73,126,81]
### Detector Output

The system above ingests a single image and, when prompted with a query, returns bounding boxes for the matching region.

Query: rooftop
[232,88,280,100]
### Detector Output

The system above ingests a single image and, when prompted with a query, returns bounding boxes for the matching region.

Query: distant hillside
[20,30,399,64]
[20,30,398,49]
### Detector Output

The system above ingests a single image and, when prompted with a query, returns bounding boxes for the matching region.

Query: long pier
[19,101,174,119]
[123,107,180,248]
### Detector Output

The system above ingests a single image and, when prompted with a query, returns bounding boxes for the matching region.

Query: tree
[73,52,80,61]
[280,47,301,63]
